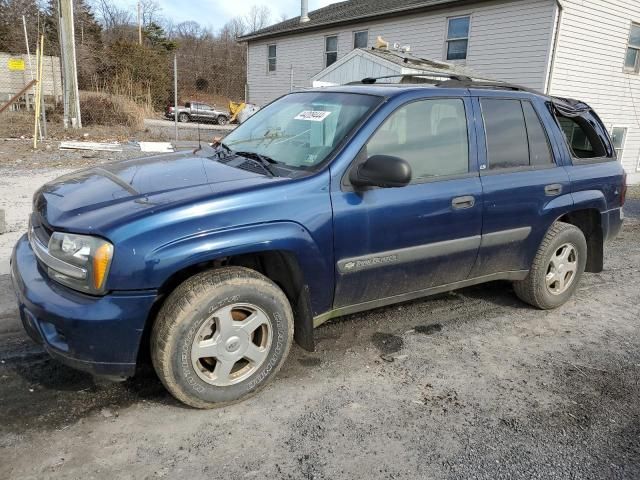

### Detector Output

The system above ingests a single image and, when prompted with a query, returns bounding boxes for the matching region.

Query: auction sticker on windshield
[294,110,332,122]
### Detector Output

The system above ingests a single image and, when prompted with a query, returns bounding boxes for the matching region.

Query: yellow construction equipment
[228,101,246,123]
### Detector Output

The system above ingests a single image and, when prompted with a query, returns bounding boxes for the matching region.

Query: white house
[240,0,640,183]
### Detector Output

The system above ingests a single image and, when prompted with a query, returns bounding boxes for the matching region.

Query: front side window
[624,23,640,72]
[354,30,368,49]
[481,99,553,170]
[446,16,470,61]
[267,44,276,72]
[325,35,338,67]
[611,127,627,158]
[222,92,382,172]
[366,98,469,182]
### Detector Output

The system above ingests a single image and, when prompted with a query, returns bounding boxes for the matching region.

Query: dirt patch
[415,323,443,335]
[371,332,404,354]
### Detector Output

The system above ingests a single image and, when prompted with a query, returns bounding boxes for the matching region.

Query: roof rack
[359,72,472,84]
[435,79,539,93]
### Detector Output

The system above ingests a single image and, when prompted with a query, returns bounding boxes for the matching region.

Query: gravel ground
[0,168,639,478]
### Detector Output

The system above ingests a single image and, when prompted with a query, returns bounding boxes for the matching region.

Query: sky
[112,0,343,31]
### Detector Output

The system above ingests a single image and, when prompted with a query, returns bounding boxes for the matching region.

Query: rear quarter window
[552,106,614,164]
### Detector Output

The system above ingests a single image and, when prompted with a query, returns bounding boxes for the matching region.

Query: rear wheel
[178,112,190,123]
[514,222,587,309]
[151,267,294,408]
[216,115,228,126]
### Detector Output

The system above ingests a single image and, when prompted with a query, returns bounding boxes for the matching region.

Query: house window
[325,35,338,67]
[354,30,368,49]
[267,44,276,72]
[446,15,470,61]
[611,127,627,158]
[624,23,640,72]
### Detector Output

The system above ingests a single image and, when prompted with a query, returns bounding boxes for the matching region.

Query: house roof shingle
[238,0,471,41]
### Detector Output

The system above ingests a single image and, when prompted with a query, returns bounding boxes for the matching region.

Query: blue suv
[11,79,626,408]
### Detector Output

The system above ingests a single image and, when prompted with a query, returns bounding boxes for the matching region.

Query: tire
[513,221,587,309]
[216,115,228,126]
[178,112,190,123]
[151,267,294,409]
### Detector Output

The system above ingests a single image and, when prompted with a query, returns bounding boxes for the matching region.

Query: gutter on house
[546,0,564,94]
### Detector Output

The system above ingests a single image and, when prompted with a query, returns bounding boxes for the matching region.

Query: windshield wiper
[235,151,278,177]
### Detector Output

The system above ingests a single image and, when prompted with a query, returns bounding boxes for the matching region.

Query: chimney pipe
[300,0,310,23]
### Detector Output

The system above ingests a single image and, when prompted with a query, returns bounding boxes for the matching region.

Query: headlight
[48,232,114,294]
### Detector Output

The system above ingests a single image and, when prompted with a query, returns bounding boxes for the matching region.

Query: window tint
[522,102,553,166]
[354,30,368,49]
[366,98,469,182]
[446,16,470,60]
[481,99,529,169]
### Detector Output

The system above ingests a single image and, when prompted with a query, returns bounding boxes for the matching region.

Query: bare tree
[92,0,131,30]
[244,5,271,33]
[139,0,162,27]
[220,17,246,41]
[175,21,203,39]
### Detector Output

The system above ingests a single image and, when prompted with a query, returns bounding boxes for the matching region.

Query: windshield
[222,92,382,170]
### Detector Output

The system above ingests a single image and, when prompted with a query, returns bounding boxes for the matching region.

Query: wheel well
[558,209,603,273]
[145,251,314,356]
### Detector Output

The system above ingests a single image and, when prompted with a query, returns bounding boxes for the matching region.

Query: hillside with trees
[0,0,274,110]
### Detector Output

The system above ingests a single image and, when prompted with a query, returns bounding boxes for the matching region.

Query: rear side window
[522,102,553,166]
[481,99,552,170]
[366,98,469,182]
[555,113,612,161]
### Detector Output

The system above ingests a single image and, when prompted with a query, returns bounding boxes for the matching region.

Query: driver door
[331,97,482,308]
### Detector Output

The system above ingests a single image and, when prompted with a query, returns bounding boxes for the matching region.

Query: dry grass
[0,111,35,138]
[79,92,150,130]
[0,92,155,141]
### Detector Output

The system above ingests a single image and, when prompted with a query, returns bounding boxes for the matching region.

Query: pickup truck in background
[165,101,230,125]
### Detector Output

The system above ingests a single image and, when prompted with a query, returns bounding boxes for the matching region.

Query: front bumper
[11,235,158,378]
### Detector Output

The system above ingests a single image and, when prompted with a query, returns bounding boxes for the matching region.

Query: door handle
[452,195,475,209]
[544,184,562,196]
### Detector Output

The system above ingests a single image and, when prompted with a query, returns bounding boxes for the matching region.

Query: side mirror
[349,155,412,188]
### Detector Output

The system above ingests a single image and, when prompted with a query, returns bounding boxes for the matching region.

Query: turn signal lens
[93,242,114,290]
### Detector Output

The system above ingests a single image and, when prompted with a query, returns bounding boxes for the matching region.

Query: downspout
[546,0,564,95]
[245,41,249,103]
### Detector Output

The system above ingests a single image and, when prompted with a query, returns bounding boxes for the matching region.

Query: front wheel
[178,112,190,123]
[216,115,228,126]
[513,222,587,309]
[151,267,294,408]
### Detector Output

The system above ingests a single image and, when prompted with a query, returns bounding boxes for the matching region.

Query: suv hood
[34,152,279,233]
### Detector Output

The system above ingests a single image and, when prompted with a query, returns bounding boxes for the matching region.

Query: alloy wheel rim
[545,242,578,295]
[190,303,272,386]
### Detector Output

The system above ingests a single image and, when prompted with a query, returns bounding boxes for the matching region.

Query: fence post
[174,54,178,142]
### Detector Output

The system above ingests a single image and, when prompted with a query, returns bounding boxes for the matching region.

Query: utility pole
[138,1,143,45]
[57,0,81,128]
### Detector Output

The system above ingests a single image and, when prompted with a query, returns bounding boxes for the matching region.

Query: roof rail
[436,79,540,94]
[360,72,472,84]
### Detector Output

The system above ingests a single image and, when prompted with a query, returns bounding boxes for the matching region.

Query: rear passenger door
[470,95,571,277]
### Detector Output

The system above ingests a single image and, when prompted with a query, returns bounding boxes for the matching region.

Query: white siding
[549,0,640,183]
[246,0,556,105]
